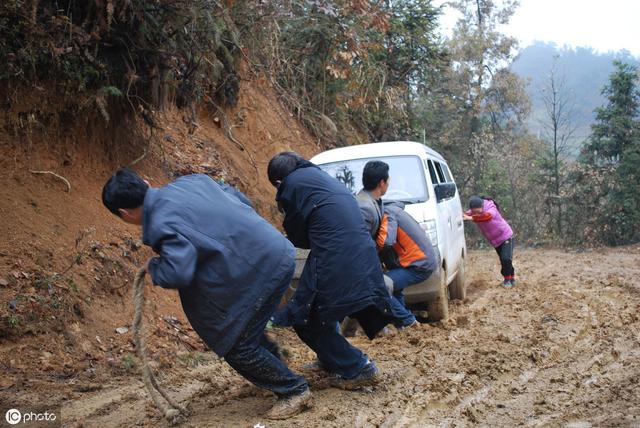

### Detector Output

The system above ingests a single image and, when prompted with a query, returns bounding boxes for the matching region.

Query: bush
[0,0,241,115]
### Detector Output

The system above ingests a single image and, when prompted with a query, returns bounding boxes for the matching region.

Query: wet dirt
[1,66,638,428]
[19,247,638,427]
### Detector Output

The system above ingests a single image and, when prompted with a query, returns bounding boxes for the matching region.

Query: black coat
[274,162,395,337]
[143,175,295,356]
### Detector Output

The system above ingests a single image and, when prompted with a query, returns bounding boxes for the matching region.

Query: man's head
[267,151,306,187]
[362,160,390,197]
[102,168,149,225]
[469,195,484,215]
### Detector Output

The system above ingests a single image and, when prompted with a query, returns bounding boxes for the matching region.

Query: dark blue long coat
[274,162,395,337]
[143,174,295,356]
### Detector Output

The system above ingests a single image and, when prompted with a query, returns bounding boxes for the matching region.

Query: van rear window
[317,155,428,203]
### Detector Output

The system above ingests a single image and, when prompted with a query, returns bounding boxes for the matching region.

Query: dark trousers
[294,317,368,379]
[495,238,515,278]
[385,267,432,327]
[224,267,309,397]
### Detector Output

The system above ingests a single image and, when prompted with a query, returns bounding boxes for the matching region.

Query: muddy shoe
[329,361,380,390]
[265,389,313,420]
[399,320,420,331]
[374,326,396,338]
[301,359,332,374]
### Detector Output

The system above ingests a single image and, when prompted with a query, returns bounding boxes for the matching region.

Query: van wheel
[448,259,467,301]
[427,268,449,321]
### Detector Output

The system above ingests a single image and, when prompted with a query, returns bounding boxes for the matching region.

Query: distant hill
[510,42,639,154]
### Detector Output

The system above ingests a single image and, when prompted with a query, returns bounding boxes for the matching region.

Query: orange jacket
[376,202,437,272]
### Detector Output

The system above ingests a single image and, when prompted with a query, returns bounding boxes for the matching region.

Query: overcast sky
[436,0,640,56]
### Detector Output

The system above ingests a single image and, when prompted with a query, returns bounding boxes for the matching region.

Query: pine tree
[580,61,640,244]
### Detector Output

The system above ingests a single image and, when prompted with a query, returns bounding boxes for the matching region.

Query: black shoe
[328,361,380,390]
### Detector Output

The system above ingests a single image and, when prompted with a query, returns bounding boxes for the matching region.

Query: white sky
[436,0,640,56]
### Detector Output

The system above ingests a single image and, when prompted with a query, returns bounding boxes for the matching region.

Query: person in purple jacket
[463,196,516,287]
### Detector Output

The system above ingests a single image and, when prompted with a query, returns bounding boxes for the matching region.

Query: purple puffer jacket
[466,199,513,247]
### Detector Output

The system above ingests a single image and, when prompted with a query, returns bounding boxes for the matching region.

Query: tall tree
[418,0,530,229]
[538,56,577,236]
[575,61,640,245]
[235,0,445,146]
[587,61,640,161]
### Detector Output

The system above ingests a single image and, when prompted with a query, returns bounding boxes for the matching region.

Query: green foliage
[6,314,20,329]
[121,353,137,372]
[34,274,59,290]
[179,352,207,367]
[564,61,640,245]
[411,0,543,244]
[234,0,445,144]
[67,279,79,293]
[0,0,241,113]
[416,0,529,186]
[587,61,640,161]
[101,86,124,98]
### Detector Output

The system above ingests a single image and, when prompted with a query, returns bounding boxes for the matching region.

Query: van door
[429,159,462,282]
[439,162,464,277]
[426,158,450,274]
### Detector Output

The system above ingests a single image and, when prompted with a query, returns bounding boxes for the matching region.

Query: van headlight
[420,220,438,246]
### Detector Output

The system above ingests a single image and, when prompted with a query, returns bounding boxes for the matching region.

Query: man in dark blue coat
[102,168,311,420]
[267,152,399,389]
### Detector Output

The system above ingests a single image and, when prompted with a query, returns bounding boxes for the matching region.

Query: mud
[6,247,638,427]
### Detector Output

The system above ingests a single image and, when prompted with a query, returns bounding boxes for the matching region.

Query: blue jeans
[386,267,432,327]
[294,318,368,379]
[224,272,309,397]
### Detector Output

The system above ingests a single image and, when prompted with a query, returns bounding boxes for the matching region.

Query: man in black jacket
[268,152,399,389]
[102,169,311,419]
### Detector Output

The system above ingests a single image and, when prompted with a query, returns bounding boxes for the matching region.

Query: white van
[308,141,467,321]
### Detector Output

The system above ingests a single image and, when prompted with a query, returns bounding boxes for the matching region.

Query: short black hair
[362,160,389,191]
[102,168,149,216]
[267,151,306,186]
[469,195,484,209]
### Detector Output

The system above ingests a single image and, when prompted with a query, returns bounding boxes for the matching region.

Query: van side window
[434,161,446,183]
[442,164,453,182]
[426,159,439,184]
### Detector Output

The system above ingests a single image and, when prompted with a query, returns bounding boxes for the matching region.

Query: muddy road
[16,248,640,427]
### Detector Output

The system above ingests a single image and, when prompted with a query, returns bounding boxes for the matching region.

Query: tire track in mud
[351,248,640,428]
[58,248,640,427]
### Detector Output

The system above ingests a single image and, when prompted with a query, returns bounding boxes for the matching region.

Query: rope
[133,267,189,423]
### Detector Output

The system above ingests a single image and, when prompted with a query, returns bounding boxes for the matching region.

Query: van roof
[310,141,446,165]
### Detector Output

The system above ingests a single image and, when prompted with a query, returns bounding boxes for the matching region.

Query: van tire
[427,267,449,321]
[448,259,467,301]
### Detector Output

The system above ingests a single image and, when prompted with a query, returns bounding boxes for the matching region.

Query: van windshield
[317,155,428,203]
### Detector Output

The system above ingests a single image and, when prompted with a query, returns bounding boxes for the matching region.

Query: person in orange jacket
[376,202,438,328]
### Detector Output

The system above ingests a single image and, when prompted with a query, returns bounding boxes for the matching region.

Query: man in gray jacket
[341,160,392,337]
[356,160,388,239]
[102,168,311,419]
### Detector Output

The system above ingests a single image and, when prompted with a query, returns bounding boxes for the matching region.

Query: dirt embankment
[0,67,317,405]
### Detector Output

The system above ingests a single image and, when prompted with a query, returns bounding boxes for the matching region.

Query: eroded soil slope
[0,70,317,405]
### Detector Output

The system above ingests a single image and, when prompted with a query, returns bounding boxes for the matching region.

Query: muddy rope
[133,267,189,423]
